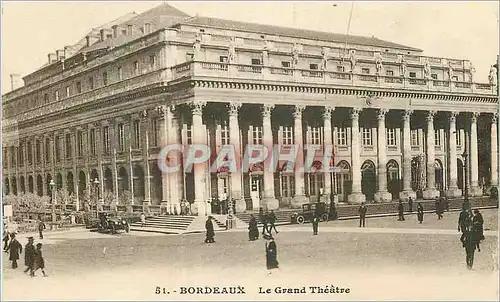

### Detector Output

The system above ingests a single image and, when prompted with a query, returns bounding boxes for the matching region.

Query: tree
[118,190,133,206]
[56,188,76,207]
[101,190,115,205]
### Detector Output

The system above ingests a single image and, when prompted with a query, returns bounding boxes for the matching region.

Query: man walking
[261,211,269,235]
[204,216,215,243]
[458,208,472,244]
[472,209,485,252]
[397,200,405,221]
[268,210,279,234]
[24,237,35,275]
[38,218,46,239]
[417,202,424,224]
[6,233,22,269]
[358,203,367,228]
[435,198,443,220]
[312,215,319,235]
[461,226,476,269]
[408,197,413,212]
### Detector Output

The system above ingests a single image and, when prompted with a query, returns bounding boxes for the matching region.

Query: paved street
[2,209,498,301]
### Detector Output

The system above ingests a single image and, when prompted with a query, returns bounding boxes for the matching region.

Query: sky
[1,1,498,93]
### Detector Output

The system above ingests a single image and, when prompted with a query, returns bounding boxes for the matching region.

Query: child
[33,243,47,277]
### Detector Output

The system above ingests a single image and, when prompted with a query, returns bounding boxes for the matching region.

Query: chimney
[127,25,133,36]
[64,45,72,58]
[48,53,57,64]
[112,25,118,38]
[10,74,22,91]
[85,35,99,47]
[100,29,105,42]
[56,49,65,61]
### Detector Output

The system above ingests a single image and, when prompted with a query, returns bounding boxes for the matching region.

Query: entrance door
[361,160,376,201]
[250,174,262,210]
[280,174,294,207]
[308,174,324,202]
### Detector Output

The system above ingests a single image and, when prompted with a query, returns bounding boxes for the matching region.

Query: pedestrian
[268,210,279,234]
[261,211,269,235]
[444,197,450,212]
[265,236,279,273]
[33,243,47,277]
[397,200,405,221]
[408,197,413,213]
[140,213,146,227]
[329,197,338,220]
[38,219,46,239]
[460,226,476,270]
[458,208,473,244]
[417,202,424,224]
[358,202,367,227]
[248,215,259,241]
[3,228,10,252]
[312,215,319,235]
[204,216,215,243]
[472,209,485,252]
[6,233,22,269]
[435,198,443,220]
[24,237,36,276]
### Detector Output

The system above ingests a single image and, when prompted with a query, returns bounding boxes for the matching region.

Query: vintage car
[85,212,130,234]
[290,202,329,224]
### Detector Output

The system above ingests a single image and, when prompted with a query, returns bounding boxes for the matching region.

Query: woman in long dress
[265,237,279,271]
[248,215,259,241]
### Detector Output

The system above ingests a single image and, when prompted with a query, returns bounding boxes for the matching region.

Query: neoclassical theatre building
[2,4,498,216]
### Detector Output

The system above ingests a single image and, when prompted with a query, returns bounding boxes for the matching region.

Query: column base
[347,192,366,204]
[142,201,150,214]
[235,198,246,213]
[399,190,417,201]
[264,197,279,210]
[160,201,169,215]
[374,191,393,203]
[321,194,330,204]
[422,189,440,200]
[470,186,482,197]
[291,195,309,208]
[445,188,462,198]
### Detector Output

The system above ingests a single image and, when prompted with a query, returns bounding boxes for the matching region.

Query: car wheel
[321,213,329,222]
[296,215,305,224]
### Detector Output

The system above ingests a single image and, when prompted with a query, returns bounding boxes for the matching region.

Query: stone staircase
[235,209,297,225]
[130,215,195,234]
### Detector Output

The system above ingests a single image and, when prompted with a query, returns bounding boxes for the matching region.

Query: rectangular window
[221,126,230,145]
[65,133,72,159]
[102,72,108,86]
[90,129,96,156]
[76,81,82,94]
[133,61,139,75]
[219,56,228,63]
[152,118,159,147]
[117,67,123,81]
[144,23,151,34]
[117,123,125,151]
[36,139,41,164]
[149,55,156,69]
[127,25,133,36]
[55,136,61,161]
[282,127,293,145]
[337,128,347,146]
[431,74,438,80]
[386,70,394,76]
[310,127,321,145]
[252,127,263,145]
[310,63,318,70]
[362,68,370,74]
[337,65,345,72]
[55,90,60,102]
[434,130,441,146]
[452,76,458,81]
[44,93,49,104]
[10,146,15,167]
[251,58,261,65]
[45,138,51,163]
[103,126,110,154]
[65,86,71,98]
[411,130,419,146]
[133,120,141,149]
[281,61,291,68]
[362,128,373,146]
[18,143,24,167]
[409,72,416,78]
[77,130,84,157]
[387,128,396,146]
[27,141,33,165]
[456,130,462,146]
[88,77,94,90]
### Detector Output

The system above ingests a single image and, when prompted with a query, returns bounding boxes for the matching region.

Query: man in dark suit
[38,219,46,239]
[408,197,413,212]
[358,203,367,227]
[312,215,319,235]
[268,210,279,234]
[24,237,35,275]
[397,200,405,221]
[6,233,22,269]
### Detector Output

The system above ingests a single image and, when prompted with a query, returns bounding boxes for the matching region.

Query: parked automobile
[85,212,130,234]
[290,202,329,224]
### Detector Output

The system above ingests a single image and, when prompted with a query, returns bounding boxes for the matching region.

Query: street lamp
[49,179,56,223]
[91,178,100,217]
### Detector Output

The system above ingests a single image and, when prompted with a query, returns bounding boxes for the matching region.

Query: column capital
[293,105,306,119]
[426,110,437,122]
[492,113,498,124]
[262,104,275,118]
[402,109,413,122]
[156,105,175,117]
[323,105,335,120]
[228,101,242,117]
[190,100,206,116]
[449,111,459,123]
[471,112,480,123]
[350,108,362,120]
[377,108,389,120]
[140,109,148,120]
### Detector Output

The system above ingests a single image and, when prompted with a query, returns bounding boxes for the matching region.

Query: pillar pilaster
[374,108,392,202]
[291,105,308,208]
[491,113,498,189]
[399,109,416,200]
[423,110,440,199]
[470,112,481,196]
[191,101,208,216]
[348,108,366,204]
[322,106,334,203]
[446,111,462,198]
[140,110,152,206]
[228,101,245,212]
[262,104,279,210]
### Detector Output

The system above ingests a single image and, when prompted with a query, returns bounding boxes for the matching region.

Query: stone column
[322,106,335,203]
[170,108,182,215]
[140,110,152,206]
[191,100,208,216]
[262,104,279,210]
[470,112,481,196]
[491,113,498,189]
[446,111,462,198]
[32,137,37,195]
[23,140,28,194]
[291,105,308,208]
[374,108,392,202]
[423,110,440,199]
[108,121,119,208]
[157,105,171,212]
[348,108,365,204]
[70,130,79,211]
[399,110,416,200]
[228,102,245,212]
[42,135,47,197]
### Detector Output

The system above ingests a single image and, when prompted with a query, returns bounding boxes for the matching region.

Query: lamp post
[49,179,56,223]
[90,178,99,217]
